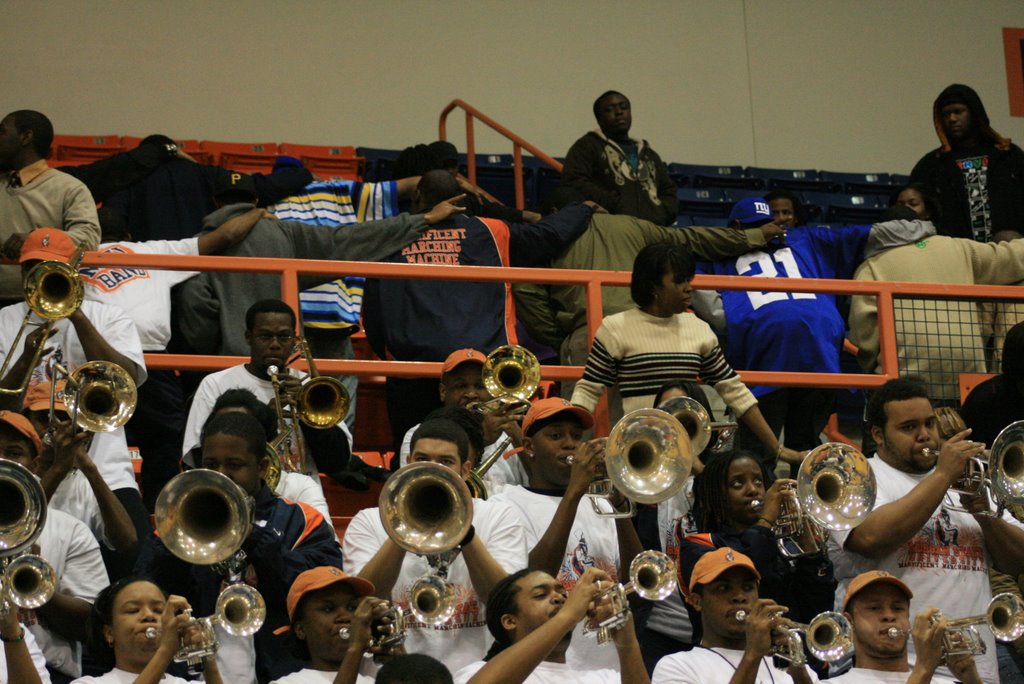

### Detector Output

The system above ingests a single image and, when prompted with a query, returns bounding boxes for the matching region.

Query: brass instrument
[754,443,876,558]
[0,461,57,612]
[379,462,473,625]
[931,420,1024,517]
[338,602,407,653]
[656,396,737,455]
[0,248,84,396]
[154,470,267,673]
[929,592,1024,659]
[584,550,677,644]
[587,408,693,519]
[470,345,540,416]
[736,609,853,665]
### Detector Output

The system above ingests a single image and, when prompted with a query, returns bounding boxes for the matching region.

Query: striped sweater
[571,308,758,417]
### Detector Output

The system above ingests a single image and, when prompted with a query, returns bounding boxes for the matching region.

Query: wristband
[0,628,24,643]
[460,525,476,547]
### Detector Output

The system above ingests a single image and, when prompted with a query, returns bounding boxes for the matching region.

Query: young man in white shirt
[652,547,817,684]
[182,299,353,489]
[454,566,647,684]
[342,419,528,674]
[828,570,982,684]
[827,378,1024,683]
[490,397,644,672]
[396,348,527,489]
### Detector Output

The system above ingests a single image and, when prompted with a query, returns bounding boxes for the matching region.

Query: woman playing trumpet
[74,577,223,684]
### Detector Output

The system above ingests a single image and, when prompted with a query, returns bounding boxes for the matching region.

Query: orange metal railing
[439,99,564,210]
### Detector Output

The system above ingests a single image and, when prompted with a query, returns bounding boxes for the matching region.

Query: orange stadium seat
[279,143,364,180]
[52,134,123,162]
[331,516,353,539]
[200,140,279,173]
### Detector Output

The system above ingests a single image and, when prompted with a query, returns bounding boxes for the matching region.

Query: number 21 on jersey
[734,248,816,310]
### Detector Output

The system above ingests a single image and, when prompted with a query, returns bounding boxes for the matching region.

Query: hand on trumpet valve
[756,478,796,525]
[568,568,612,626]
[742,599,791,659]
[347,596,392,654]
[956,491,993,516]
[911,607,947,672]
[158,596,195,652]
[930,429,985,483]
[277,372,302,406]
[566,438,606,498]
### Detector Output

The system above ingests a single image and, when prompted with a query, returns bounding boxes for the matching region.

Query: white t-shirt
[271,659,375,683]
[342,497,527,674]
[652,646,817,684]
[0,300,147,492]
[82,240,200,351]
[71,667,189,683]
[33,508,109,677]
[644,479,696,642]
[278,471,332,522]
[0,627,50,683]
[49,470,109,547]
[826,668,926,683]
[399,424,529,492]
[454,659,620,684]
[182,364,352,492]
[489,485,622,672]
[827,456,1023,684]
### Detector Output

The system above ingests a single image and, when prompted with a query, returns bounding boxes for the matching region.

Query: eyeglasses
[252,333,296,345]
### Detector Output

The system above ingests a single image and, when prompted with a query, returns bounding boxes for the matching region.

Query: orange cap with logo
[441,348,487,376]
[24,381,67,413]
[0,410,42,458]
[521,397,594,436]
[19,228,77,263]
[689,547,761,592]
[842,570,913,611]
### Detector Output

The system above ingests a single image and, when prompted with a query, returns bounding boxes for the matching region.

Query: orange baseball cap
[24,381,67,413]
[689,547,761,592]
[441,348,487,375]
[285,566,375,623]
[0,410,42,458]
[521,397,594,436]
[19,228,77,263]
[842,570,913,611]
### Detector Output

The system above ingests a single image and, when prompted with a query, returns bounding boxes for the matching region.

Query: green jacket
[513,213,767,348]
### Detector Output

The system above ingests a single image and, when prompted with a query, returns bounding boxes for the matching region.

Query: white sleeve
[652,653,704,683]
[451,661,485,684]
[96,303,148,387]
[59,519,110,602]
[280,475,332,523]
[135,238,200,257]
[182,377,219,457]
[341,509,384,575]
[479,502,529,574]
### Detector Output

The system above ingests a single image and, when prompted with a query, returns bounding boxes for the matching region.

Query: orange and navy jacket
[135,483,343,681]
[363,203,594,362]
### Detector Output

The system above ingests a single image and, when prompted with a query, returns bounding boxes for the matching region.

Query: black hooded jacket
[910,83,1024,240]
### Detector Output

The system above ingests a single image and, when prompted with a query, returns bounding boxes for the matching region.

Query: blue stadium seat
[357,147,402,182]
[891,173,911,186]
[677,187,730,218]
[747,167,838,193]
[823,194,885,224]
[669,163,763,190]
[690,216,731,228]
[819,171,894,195]
[724,188,769,202]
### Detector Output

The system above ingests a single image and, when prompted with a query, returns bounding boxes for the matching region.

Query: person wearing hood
[910,83,1024,243]
[849,205,1024,403]
[562,91,678,226]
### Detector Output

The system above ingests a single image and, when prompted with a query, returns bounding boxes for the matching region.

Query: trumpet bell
[4,554,56,609]
[216,583,266,637]
[408,574,457,626]
[656,396,712,454]
[481,345,540,405]
[988,592,1024,642]
[378,462,474,555]
[605,409,692,505]
[990,421,1024,507]
[66,361,138,432]
[0,461,48,556]
[296,376,350,428]
[154,470,254,565]
[805,611,854,663]
[629,550,677,601]
[796,443,876,531]
[24,259,84,321]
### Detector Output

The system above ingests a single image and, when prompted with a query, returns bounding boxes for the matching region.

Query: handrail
[81,251,1024,394]
[439,99,564,210]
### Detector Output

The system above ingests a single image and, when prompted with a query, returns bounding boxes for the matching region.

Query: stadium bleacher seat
[819,170,895,196]
[532,158,563,206]
[723,188,769,203]
[891,173,911,186]
[52,134,123,162]
[461,154,536,208]
[677,187,730,218]
[279,143,363,180]
[200,140,279,174]
[356,147,401,182]
[747,167,837,193]
[670,163,762,190]
[823,193,885,224]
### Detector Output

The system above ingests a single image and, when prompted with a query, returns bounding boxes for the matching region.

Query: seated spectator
[888,182,940,223]
[0,110,100,302]
[271,567,382,683]
[75,576,223,684]
[0,410,111,682]
[570,242,800,464]
[0,228,150,572]
[562,91,677,226]
[362,170,594,449]
[453,567,646,684]
[396,348,527,489]
[651,548,817,684]
[828,570,982,684]
[490,398,641,672]
[136,411,343,682]
[342,419,527,674]
[763,189,801,228]
[182,299,353,489]
[81,191,263,508]
[23,382,137,557]
[676,450,836,651]
[377,654,453,684]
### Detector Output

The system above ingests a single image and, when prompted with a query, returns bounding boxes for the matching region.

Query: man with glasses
[182,299,353,490]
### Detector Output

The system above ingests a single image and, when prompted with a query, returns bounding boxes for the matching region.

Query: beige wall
[3,0,1022,174]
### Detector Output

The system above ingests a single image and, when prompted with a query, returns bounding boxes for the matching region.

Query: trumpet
[754,443,876,558]
[933,592,1024,659]
[926,420,1024,517]
[656,396,737,455]
[45,361,137,441]
[379,462,474,625]
[587,408,694,519]
[0,248,84,396]
[736,609,853,665]
[0,461,57,612]
[338,601,408,653]
[468,345,540,416]
[583,550,677,644]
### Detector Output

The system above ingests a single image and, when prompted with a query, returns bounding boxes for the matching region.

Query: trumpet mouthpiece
[338,626,350,640]
[735,610,748,622]
[886,627,910,638]
[145,627,159,640]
